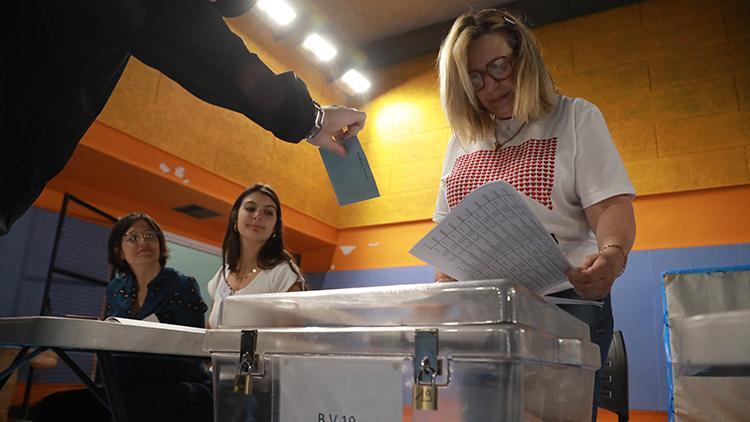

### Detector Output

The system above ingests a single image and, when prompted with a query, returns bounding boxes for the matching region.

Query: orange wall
[330,185,750,271]
[330,220,435,271]
[632,185,750,250]
[34,121,339,268]
[340,0,750,227]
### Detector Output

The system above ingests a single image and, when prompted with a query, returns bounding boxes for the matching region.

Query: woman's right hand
[435,270,457,283]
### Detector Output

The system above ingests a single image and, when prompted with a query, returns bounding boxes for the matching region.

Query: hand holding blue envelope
[319,136,380,206]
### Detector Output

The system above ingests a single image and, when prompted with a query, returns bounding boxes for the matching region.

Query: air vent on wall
[173,204,221,219]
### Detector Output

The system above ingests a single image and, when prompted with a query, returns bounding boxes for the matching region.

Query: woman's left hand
[565,247,626,300]
[573,194,635,300]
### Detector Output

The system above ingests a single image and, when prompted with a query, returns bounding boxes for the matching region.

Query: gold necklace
[225,267,258,294]
[238,267,258,279]
[494,122,525,151]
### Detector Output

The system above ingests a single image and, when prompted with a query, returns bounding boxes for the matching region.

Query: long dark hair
[222,184,303,285]
[108,212,169,275]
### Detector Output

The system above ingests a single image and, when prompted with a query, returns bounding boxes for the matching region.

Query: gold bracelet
[600,244,628,277]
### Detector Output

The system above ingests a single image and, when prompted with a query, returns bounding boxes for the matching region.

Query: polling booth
[662,266,750,421]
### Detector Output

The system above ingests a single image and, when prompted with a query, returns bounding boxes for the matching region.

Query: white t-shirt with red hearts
[434,96,635,294]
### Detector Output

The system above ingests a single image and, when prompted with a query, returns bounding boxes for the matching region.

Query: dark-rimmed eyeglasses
[469,56,513,91]
[122,230,159,244]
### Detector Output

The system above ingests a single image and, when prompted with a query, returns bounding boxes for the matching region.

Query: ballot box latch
[234,329,257,395]
[413,328,439,411]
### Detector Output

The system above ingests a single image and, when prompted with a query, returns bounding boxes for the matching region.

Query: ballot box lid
[215,279,589,341]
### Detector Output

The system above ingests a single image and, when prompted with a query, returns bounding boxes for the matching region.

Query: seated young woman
[206,183,304,329]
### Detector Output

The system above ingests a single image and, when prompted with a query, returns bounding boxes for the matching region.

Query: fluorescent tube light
[256,0,296,26]
[340,69,371,93]
[302,33,338,62]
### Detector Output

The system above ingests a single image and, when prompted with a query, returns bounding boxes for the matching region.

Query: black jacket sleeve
[211,0,257,18]
[125,0,316,142]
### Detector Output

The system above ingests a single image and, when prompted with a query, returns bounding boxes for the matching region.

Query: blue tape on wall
[662,265,750,276]
[661,277,676,422]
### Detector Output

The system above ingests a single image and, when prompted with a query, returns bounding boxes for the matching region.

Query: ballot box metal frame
[205,280,602,422]
[0,316,208,422]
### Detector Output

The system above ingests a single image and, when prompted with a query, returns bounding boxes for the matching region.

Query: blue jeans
[549,289,614,422]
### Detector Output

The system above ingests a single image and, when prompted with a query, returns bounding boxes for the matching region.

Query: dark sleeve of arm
[174,276,209,329]
[104,284,116,318]
[104,299,113,318]
[129,0,315,142]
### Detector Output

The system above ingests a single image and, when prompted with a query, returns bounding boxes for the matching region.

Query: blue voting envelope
[319,136,380,206]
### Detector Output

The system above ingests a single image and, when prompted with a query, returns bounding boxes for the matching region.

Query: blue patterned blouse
[105,267,209,388]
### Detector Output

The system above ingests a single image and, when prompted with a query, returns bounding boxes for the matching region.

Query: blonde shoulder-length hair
[438,9,558,145]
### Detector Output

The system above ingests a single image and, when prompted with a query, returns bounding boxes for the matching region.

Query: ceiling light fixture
[302,33,337,62]
[340,69,371,94]
[256,0,296,26]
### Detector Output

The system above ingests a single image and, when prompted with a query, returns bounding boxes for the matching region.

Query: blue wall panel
[650,244,743,272]
[610,250,663,410]
[739,243,750,263]
[0,208,58,317]
[0,208,100,383]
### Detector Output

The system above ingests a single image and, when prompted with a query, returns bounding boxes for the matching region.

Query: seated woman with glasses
[206,184,304,329]
[434,9,636,420]
[34,212,212,422]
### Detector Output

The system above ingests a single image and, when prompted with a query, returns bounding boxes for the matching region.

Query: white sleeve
[434,177,449,223]
[206,267,223,300]
[433,134,461,223]
[573,99,636,209]
[270,262,301,292]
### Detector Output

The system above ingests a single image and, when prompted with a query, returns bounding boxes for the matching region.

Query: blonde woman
[435,9,636,419]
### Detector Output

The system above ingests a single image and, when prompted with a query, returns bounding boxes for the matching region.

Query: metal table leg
[0,347,47,388]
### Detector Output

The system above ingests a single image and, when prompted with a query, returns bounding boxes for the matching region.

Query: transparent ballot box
[204,280,600,422]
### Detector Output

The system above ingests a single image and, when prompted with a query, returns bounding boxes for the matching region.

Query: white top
[206,262,301,328]
[434,96,635,294]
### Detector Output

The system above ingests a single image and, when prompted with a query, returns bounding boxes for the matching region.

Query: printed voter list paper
[319,135,380,206]
[409,180,574,294]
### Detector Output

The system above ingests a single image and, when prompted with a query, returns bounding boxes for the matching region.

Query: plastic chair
[599,330,629,421]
